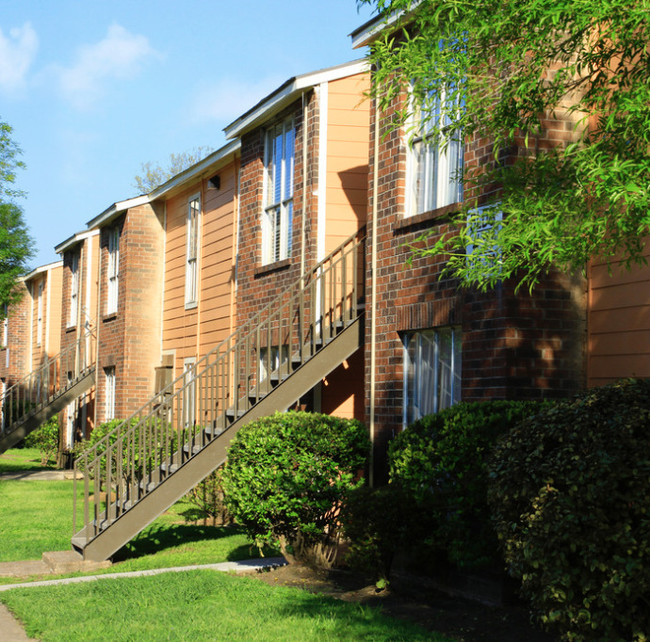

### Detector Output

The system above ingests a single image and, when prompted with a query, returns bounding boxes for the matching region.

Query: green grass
[0,570,448,641]
[0,447,55,474]
[0,476,275,578]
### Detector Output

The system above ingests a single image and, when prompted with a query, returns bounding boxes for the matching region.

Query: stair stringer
[0,368,96,454]
[73,317,363,562]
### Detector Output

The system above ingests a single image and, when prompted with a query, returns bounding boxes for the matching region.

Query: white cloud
[0,22,38,94]
[54,23,160,110]
[189,75,285,125]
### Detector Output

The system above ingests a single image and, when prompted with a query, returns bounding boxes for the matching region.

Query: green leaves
[361,0,650,290]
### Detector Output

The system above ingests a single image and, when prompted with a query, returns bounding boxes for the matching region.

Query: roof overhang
[54,228,100,255]
[224,59,369,140]
[350,4,417,49]
[85,140,241,230]
[22,260,63,282]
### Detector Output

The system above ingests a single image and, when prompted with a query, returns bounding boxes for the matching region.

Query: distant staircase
[0,329,96,454]
[73,230,366,561]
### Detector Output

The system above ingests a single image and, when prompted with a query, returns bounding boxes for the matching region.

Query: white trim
[185,193,201,308]
[85,235,93,328]
[350,3,420,49]
[317,82,328,263]
[22,260,63,282]
[36,281,43,347]
[55,229,99,255]
[224,60,369,140]
[45,272,52,353]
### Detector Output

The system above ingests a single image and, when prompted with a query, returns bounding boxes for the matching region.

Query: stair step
[160,462,180,475]
[203,425,226,439]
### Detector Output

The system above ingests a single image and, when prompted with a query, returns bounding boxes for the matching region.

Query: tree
[132,146,214,194]
[359,0,650,290]
[0,119,33,313]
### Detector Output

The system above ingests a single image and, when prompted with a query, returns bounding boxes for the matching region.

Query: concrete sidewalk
[0,556,286,640]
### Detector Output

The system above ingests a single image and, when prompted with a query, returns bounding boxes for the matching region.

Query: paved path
[0,557,286,640]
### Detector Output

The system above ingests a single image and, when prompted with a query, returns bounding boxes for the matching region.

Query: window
[104,366,116,420]
[107,227,119,315]
[262,117,295,265]
[259,345,289,382]
[36,282,43,346]
[69,253,79,326]
[403,327,461,426]
[183,358,196,428]
[185,196,200,307]
[406,89,463,217]
[2,304,8,347]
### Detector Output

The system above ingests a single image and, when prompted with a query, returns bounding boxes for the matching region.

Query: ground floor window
[403,326,461,426]
[183,358,196,428]
[104,366,115,421]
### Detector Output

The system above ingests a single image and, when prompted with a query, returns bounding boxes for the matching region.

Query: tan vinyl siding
[587,241,650,385]
[325,73,370,257]
[162,162,238,375]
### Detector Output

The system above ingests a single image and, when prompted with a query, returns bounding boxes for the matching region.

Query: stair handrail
[0,326,97,437]
[73,227,366,540]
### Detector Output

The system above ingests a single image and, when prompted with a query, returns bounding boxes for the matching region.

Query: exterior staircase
[72,230,366,561]
[0,329,97,454]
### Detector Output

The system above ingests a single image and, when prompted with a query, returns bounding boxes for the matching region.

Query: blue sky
[0,0,374,267]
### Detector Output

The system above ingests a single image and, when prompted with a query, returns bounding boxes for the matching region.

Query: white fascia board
[22,260,64,282]
[85,194,151,230]
[350,4,418,49]
[54,228,99,255]
[224,59,370,140]
[148,139,240,201]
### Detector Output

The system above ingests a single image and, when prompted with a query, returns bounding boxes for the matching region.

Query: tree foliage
[359,0,650,290]
[132,146,214,194]
[0,119,33,313]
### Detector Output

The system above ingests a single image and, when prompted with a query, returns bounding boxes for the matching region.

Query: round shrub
[488,379,650,640]
[389,400,547,569]
[25,415,60,466]
[222,411,370,566]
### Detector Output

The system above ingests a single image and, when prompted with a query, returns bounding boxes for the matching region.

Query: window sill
[65,325,77,334]
[185,301,198,311]
[395,202,462,233]
[102,313,117,323]
[255,258,292,277]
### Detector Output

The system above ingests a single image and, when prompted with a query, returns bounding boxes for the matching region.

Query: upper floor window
[69,252,79,326]
[403,326,462,426]
[107,227,119,315]
[406,89,463,217]
[185,196,200,307]
[262,117,294,265]
[2,304,8,347]
[36,282,43,346]
[104,366,115,420]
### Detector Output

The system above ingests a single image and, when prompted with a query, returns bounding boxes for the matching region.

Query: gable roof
[223,59,369,139]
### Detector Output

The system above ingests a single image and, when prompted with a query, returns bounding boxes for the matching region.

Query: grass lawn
[0,569,447,641]
[0,447,55,474]
[0,456,275,576]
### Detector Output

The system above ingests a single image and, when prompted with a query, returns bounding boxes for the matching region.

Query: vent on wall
[208,175,220,190]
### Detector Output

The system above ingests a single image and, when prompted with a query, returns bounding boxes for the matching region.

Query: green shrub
[24,416,60,466]
[488,379,650,641]
[389,400,547,569]
[222,411,370,566]
[341,484,415,585]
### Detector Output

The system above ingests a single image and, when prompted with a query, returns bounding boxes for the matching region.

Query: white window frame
[262,117,295,265]
[403,326,462,427]
[3,304,8,347]
[183,358,196,428]
[405,87,463,217]
[104,366,116,421]
[185,196,200,308]
[259,345,289,382]
[36,282,43,346]
[69,253,79,327]
[107,227,119,316]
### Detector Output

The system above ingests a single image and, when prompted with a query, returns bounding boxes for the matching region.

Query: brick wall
[365,92,586,478]
[96,205,164,423]
[0,282,30,386]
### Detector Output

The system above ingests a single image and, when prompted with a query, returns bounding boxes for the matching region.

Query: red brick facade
[0,282,30,388]
[96,205,164,422]
[365,92,586,477]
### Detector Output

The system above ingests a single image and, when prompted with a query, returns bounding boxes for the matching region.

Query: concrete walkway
[0,557,286,640]
[0,470,78,481]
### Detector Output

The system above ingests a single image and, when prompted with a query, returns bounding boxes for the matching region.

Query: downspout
[369,88,380,488]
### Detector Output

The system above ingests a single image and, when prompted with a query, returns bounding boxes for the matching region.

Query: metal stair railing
[1,327,97,440]
[73,228,366,545]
